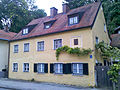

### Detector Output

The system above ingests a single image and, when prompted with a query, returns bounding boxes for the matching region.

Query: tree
[64,0,120,34]
[0,0,47,33]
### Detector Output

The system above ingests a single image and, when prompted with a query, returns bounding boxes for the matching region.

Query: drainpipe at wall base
[7,41,10,78]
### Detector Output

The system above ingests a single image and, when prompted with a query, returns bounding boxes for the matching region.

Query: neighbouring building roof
[0,30,16,41]
[11,2,101,41]
[111,26,120,48]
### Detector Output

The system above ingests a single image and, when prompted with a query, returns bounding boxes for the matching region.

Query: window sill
[14,52,18,53]
[13,71,18,72]
[72,74,84,76]
[23,71,29,72]
[37,50,44,52]
[24,51,29,52]
[54,73,63,75]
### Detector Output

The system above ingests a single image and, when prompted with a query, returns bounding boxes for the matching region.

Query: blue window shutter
[50,64,54,73]
[44,64,48,73]
[34,63,37,72]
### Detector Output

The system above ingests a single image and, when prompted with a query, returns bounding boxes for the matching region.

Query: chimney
[50,7,58,17]
[62,3,70,14]
[4,25,9,32]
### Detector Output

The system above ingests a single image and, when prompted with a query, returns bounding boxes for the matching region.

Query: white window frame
[37,63,44,73]
[72,63,83,75]
[54,63,63,74]
[24,43,29,52]
[54,39,62,50]
[23,28,28,35]
[69,16,78,25]
[14,45,18,53]
[37,41,44,51]
[13,63,18,72]
[23,63,29,72]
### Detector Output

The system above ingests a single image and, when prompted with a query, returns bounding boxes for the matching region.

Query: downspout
[7,41,10,78]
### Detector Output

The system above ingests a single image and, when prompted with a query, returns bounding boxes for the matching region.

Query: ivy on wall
[56,45,92,60]
[96,41,120,83]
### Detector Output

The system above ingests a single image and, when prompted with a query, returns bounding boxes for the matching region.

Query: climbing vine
[96,41,120,83]
[56,45,92,60]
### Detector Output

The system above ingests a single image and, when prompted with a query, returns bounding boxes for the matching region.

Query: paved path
[0,78,104,90]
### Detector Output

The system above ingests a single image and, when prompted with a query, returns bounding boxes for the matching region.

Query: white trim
[23,63,29,72]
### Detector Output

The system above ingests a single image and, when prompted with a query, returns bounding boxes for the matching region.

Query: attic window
[68,12,84,26]
[69,16,78,25]
[23,28,28,35]
[118,31,120,34]
[22,24,37,35]
[44,20,56,29]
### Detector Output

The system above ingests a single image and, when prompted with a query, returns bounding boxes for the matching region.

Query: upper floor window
[104,24,107,32]
[14,45,18,53]
[24,43,29,52]
[37,41,44,51]
[96,37,99,44]
[54,39,62,50]
[69,16,78,25]
[23,63,29,72]
[54,63,63,74]
[23,28,28,35]
[13,63,18,72]
[74,39,78,45]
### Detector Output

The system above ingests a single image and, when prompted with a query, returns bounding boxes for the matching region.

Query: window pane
[54,39,62,50]
[54,64,63,74]
[74,39,78,45]
[74,16,78,24]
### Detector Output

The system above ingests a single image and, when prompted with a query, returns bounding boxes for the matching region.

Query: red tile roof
[0,30,16,41]
[11,2,101,41]
[110,34,120,48]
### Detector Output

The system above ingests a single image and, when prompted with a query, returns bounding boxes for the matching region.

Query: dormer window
[69,16,78,25]
[44,20,56,29]
[118,31,120,34]
[23,28,28,35]
[45,24,51,29]
[68,12,84,26]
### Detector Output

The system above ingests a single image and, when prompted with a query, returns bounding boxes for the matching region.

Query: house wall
[9,28,96,87]
[0,40,9,71]
[9,5,110,87]
[92,6,110,65]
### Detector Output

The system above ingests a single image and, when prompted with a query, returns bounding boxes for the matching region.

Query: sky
[35,0,64,16]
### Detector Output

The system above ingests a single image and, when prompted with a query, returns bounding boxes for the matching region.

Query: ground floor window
[54,63,63,74]
[38,63,44,73]
[73,63,83,75]
[13,63,18,72]
[23,63,29,72]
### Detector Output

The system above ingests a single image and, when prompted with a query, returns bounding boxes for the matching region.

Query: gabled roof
[11,2,101,41]
[0,30,16,41]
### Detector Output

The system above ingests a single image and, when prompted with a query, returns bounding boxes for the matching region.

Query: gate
[95,66,112,88]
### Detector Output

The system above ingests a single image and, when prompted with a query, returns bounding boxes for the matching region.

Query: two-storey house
[9,2,110,87]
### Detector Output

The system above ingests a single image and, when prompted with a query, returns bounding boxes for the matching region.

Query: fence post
[113,82,116,90]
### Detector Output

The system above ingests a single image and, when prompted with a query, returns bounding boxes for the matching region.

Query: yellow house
[9,2,110,87]
[0,29,16,77]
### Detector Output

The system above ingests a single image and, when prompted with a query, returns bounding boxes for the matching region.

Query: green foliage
[0,0,47,33]
[108,63,120,83]
[56,45,92,60]
[96,41,120,83]
[95,41,120,60]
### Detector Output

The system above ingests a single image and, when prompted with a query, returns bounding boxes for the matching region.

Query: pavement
[0,78,107,90]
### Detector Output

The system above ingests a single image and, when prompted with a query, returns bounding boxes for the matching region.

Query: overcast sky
[35,0,64,16]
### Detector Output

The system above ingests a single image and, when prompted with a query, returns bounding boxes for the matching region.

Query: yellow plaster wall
[9,28,95,87]
[9,5,110,87]
[92,6,110,64]
[0,40,9,71]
